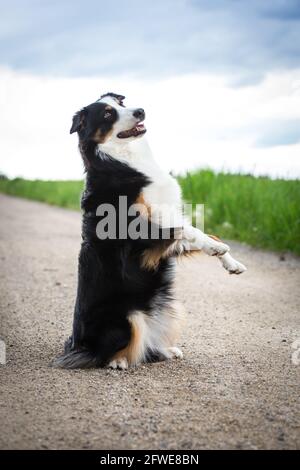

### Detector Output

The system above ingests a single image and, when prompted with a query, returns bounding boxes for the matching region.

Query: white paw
[203,237,230,257]
[108,357,128,370]
[166,347,184,359]
[220,253,247,275]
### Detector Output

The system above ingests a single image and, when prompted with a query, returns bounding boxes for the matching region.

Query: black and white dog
[54,92,246,370]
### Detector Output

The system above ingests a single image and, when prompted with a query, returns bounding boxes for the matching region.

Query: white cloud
[0,66,300,180]
[1,1,300,81]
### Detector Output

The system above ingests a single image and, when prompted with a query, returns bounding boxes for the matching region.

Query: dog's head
[70,92,146,144]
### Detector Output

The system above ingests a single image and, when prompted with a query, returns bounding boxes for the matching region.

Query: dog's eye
[104,111,112,119]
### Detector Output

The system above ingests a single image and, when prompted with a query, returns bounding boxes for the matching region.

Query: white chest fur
[98,138,183,227]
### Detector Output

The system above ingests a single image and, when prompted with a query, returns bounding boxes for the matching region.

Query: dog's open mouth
[117,122,147,139]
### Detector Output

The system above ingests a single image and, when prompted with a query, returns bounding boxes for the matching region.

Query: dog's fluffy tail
[52,350,97,369]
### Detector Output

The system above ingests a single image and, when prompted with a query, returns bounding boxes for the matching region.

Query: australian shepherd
[53,92,246,370]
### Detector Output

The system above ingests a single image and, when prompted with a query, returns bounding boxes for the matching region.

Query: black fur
[70,102,118,142]
[99,92,126,107]
[53,100,176,369]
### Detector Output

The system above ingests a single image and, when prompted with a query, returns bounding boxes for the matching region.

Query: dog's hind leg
[108,301,185,369]
[144,301,185,364]
[144,346,184,363]
[53,318,132,370]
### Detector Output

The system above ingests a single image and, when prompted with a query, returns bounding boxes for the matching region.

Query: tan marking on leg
[141,233,200,271]
[141,240,176,270]
[134,192,151,218]
[208,234,222,242]
[135,193,192,270]
[112,301,185,367]
[112,315,144,366]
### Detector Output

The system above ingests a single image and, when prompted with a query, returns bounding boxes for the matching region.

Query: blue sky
[1,0,300,80]
[0,0,300,179]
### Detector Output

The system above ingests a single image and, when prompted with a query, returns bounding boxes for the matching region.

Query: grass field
[0,171,299,255]
[0,178,84,211]
[178,170,300,255]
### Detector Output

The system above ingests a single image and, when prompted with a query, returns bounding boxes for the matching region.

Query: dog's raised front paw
[220,253,247,275]
[203,237,230,257]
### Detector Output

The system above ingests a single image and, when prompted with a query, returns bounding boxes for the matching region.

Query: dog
[53,92,246,369]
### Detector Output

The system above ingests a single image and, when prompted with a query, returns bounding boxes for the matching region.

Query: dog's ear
[114,93,126,102]
[70,109,86,134]
[100,92,125,105]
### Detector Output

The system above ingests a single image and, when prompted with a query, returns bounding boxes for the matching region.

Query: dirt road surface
[0,194,299,450]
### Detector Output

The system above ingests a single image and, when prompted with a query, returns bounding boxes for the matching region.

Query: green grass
[178,170,300,255]
[0,171,299,255]
[0,177,84,211]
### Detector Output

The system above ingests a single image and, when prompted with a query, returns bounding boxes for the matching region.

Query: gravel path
[0,194,299,450]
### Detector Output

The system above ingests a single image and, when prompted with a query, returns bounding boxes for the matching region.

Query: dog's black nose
[133,108,145,120]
